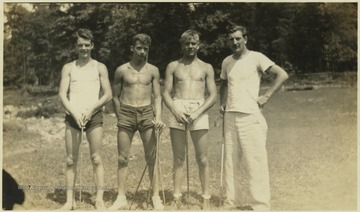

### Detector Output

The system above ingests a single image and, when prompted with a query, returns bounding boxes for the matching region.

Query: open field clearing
[3,86,357,210]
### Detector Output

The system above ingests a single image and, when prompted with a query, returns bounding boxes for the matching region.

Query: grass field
[2,86,357,210]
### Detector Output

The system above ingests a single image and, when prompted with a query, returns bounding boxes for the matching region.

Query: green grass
[2,87,357,210]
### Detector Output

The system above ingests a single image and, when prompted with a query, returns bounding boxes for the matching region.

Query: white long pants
[223,112,270,210]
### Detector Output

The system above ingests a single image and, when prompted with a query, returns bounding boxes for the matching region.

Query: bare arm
[219,58,229,114]
[58,63,83,127]
[218,59,229,137]
[258,64,289,107]
[152,67,165,129]
[186,64,217,122]
[112,67,123,120]
[83,63,113,121]
[162,62,176,114]
[219,79,228,114]
[162,62,188,124]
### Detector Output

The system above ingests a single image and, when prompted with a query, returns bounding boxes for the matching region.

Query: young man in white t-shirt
[58,28,112,210]
[219,25,288,210]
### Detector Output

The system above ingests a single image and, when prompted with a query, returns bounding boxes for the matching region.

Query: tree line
[4,2,357,87]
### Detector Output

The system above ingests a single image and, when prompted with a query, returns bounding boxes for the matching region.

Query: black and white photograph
[2,1,357,210]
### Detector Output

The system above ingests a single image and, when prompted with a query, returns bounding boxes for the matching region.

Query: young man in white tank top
[58,28,112,210]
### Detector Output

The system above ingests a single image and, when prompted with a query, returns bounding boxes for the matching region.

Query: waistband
[173,98,205,103]
[225,111,263,117]
[120,102,152,110]
[65,108,101,116]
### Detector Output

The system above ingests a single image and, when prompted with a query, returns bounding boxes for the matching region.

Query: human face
[228,30,247,54]
[181,37,200,57]
[76,37,93,59]
[131,41,149,61]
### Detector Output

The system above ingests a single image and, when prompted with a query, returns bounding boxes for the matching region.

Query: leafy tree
[319,3,357,72]
[3,2,357,88]
[4,4,33,87]
[100,3,152,78]
[145,3,193,75]
[169,3,260,73]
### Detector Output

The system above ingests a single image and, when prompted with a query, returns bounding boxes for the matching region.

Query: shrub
[16,102,63,119]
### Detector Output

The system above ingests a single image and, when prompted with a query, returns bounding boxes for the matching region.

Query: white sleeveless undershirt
[69,60,100,113]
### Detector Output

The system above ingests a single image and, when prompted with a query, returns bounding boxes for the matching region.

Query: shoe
[95,200,107,210]
[202,198,211,210]
[152,196,164,210]
[108,195,127,210]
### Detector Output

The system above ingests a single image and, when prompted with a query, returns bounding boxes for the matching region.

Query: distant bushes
[16,102,63,119]
[286,72,357,86]
[3,121,25,133]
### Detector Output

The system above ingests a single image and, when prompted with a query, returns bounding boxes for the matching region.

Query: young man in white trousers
[220,25,288,210]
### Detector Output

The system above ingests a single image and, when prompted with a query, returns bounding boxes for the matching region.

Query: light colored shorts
[168,99,209,131]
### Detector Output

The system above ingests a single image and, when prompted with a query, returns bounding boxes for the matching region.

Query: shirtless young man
[58,28,112,210]
[110,33,165,210]
[162,30,217,210]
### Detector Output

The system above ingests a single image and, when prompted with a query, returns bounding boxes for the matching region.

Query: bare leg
[109,128,134,210]
[86,126,105,208]
[116,128,134,195]
[170,128,186,196]
[190,129,210,196]
[61,126,81,209]
[139,128,158,196]
[140,127,164,209]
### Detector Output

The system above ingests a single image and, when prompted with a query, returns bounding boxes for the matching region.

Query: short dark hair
[76,28,94,42]
[228,25,248,37]
[132,33,151,46]
[180,29,200,44]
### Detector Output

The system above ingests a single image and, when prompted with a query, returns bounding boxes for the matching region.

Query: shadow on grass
[133,189,223,210]
[102,189,118,203]
[103,189,207,210]
[46,186,224,210]
[46,189,94,206]
[102,189,159,210]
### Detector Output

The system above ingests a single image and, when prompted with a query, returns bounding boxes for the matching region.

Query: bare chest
[123,70,153,86]
[174,64,206,81]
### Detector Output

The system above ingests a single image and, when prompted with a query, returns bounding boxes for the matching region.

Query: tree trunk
[49,57,54,88]
[22,46,27,88]
[11,45,14,79]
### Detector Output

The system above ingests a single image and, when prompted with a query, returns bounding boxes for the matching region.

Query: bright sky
[21,3,34,12]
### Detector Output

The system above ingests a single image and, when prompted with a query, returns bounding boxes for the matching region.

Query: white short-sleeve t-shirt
[220,51,274,114]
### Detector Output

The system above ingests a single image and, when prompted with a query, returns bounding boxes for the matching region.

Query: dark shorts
[117,103,154,133]
[65,110,103,131]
